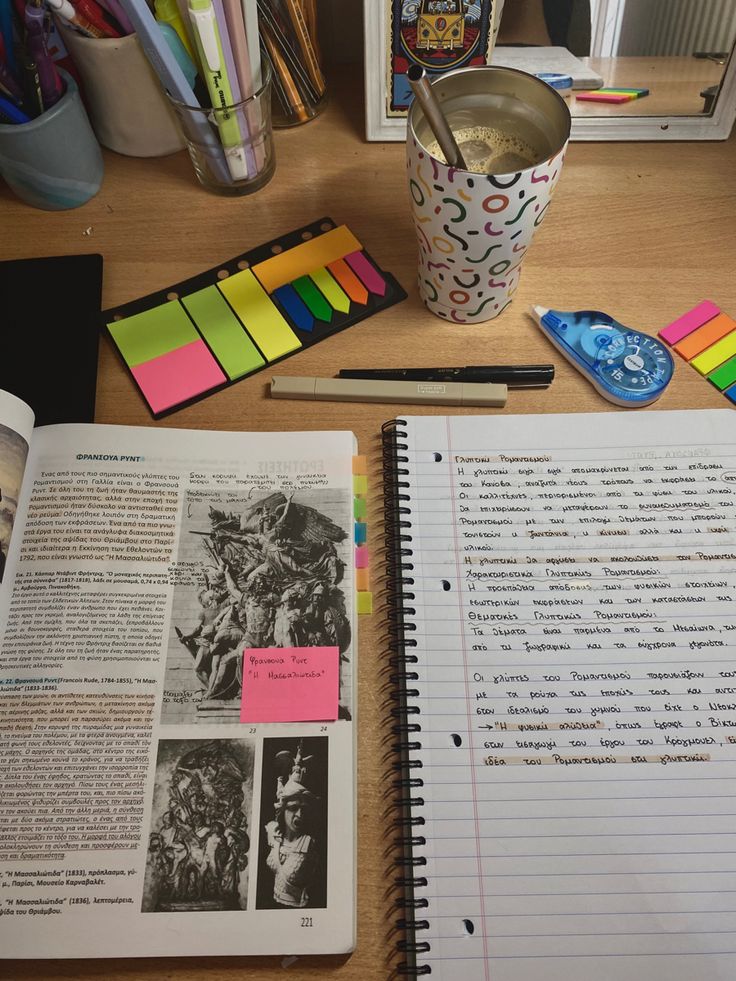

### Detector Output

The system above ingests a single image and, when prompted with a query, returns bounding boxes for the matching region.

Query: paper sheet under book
[492,46,604,89]
[395,409,736,981]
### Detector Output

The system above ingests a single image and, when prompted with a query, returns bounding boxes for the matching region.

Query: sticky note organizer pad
[576,87,649,104]
[658,300,736,405]
[104,218,406,417]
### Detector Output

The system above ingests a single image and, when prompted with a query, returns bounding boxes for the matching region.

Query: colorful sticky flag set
[353,456,372,616]
[104,217,406,417]
[658,300,736,405]
[576,87,649,104]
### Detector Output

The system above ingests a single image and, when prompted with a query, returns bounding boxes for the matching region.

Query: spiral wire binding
[382,420,431,977]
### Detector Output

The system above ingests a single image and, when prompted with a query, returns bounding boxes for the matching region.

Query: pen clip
[188,5,220,73]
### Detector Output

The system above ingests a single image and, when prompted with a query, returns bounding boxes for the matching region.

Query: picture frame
[364,0,503,142]
[363,0,736,143]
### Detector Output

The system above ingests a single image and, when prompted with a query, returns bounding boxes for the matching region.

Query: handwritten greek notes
[402,411,736,975]
[448,432,736,768]
[240,646,339,723]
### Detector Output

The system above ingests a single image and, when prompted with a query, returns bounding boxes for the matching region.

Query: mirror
[491,0,736,139]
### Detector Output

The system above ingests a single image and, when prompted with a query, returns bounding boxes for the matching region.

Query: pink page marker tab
[355,545,369,568]
[240,647,339,723]
[344,251,387,297]
[659,300,721,345]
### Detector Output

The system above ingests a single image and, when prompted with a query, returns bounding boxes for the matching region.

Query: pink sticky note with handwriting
[240,647,339,723]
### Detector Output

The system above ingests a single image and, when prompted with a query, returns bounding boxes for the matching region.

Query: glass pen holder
[257,0,327,126]
[166,59,276,196]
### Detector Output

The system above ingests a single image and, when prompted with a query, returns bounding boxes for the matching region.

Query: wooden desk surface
[1,72,735,981]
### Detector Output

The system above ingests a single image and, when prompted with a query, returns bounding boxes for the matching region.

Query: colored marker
[46,0,102,37]
[155,0,196,57]
[187,0,250,180]
[270,376,508,407]
[0,95,31,123]
[74,0,123,37]
[119,0,231,183]
[25,0,63,107]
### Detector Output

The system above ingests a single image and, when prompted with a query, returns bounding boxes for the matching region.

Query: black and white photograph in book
[256,736,328,911]
[0,422,29,583]
[162,488,354,725]
[142,739,255,912]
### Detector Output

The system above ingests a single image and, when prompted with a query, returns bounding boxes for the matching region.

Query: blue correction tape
[530,305,674,407]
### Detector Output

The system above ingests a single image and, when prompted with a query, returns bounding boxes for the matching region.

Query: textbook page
[0,389,34,588]
[400,409,736,981]
[0,424,357,958]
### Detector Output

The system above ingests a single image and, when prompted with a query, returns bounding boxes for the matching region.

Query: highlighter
[155,0,195,60]
[187,0,249,180]
[270,376,508,407]
[157,21,197,87]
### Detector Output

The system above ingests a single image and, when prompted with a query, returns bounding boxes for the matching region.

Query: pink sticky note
[658,300,721,345]
[344,251,387,297]
[131,340,226,415]
[240,647,339,723]
[355,545,369,568]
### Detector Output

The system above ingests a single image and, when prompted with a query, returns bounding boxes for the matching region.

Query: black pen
[20,55,44,119]
[338,365,555,388]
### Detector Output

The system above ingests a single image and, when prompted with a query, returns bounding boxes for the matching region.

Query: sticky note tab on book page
[240,647,339,723]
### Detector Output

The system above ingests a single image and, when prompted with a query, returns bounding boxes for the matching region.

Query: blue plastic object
[530,305,674,407]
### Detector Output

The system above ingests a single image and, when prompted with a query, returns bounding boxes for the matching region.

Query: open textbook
[0,389,357,958]
[384,409,736,980]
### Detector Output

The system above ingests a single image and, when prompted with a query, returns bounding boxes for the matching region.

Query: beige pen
[270,376,507,407]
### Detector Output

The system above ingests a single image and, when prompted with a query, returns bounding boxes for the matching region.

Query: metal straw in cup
[407,64,467,170]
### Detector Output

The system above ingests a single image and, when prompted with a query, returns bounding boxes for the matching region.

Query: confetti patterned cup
[407,66,570,324]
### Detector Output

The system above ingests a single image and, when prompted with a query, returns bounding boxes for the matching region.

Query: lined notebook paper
[384,409,736,980]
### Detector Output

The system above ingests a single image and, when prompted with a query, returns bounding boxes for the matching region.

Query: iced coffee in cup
[407,66,571,324]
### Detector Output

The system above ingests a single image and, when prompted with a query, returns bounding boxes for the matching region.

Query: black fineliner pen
[338,365,555,388]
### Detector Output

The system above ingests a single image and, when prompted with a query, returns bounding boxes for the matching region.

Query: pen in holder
[257,0,326,126]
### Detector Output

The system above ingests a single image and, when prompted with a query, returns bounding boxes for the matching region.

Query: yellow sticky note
[357,592,373,615]
[218,269,301,362]
[691,330,736,375]
[353,475,368,495]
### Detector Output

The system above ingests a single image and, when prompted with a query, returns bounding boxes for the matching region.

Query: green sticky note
[354,497,367,519]
[107,301,199,367]
[294,275,333,322]
[182,285,265,380]
[708,355,736,391]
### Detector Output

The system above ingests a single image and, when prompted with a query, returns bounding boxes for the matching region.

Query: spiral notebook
[383,409,736,981]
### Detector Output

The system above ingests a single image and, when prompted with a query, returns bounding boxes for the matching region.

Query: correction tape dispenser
[530,305,674,407]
